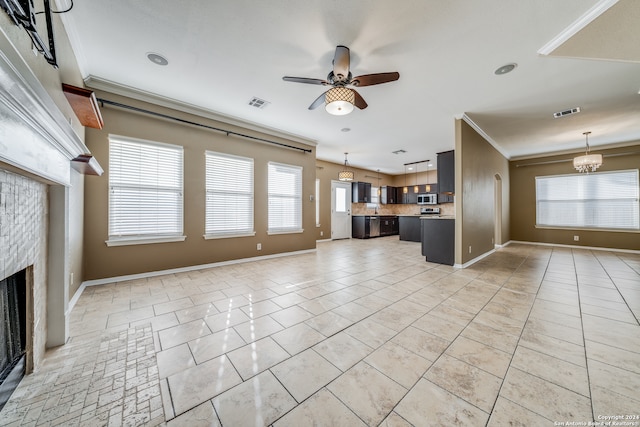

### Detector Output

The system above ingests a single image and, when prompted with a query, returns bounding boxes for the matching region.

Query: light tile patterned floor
[1,238,639,426]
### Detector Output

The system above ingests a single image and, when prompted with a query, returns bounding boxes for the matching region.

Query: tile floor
[1,238,639,426]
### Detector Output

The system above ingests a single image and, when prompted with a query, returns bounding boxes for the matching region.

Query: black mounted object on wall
[0,0,58,67]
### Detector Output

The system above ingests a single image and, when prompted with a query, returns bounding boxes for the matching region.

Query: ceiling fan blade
[308,90,329,110]
[351,72,400,87]
[352,89,368,110]
[283,76,329,85]
[332,45,350,81]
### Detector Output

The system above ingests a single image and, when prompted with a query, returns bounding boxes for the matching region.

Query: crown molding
[84,75,317,147]
[461,114,511,160]
[538,0,619,55]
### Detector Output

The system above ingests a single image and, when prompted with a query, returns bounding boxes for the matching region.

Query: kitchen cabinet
[437,150,455,195]
[421,218,455,265]
[404,189,418,204]
[380,216,399,236]
[352,181,372,203]
[352,215,398,238]
[399,216,421,242]
[380,186,398,204]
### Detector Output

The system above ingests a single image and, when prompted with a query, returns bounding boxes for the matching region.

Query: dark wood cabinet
[352,182,372,203]
[421,218,455,265]
[353,215,399,238]
[437,150,455,195]
[399,216,421,242]
[380,186,398,204]
[380,216,399,236]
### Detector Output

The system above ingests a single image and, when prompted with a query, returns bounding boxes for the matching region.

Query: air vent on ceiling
[248,97,270,109]
[392,149,406,154]
[553,107,580,118]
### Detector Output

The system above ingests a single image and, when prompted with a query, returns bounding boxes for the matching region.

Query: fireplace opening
[0,268,27,411]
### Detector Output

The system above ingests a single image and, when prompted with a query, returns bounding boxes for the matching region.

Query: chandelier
[325,87,355,115]
[573,131,602,173]
[338,152,354,181]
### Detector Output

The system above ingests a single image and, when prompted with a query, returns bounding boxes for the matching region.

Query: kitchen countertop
[420,215,455,219]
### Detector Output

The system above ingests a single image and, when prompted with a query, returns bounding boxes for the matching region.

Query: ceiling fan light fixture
[325,87,355,115]
[573,131,602,173]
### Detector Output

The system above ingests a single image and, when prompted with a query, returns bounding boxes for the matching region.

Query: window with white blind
[205,151,254,238]
[108,136,184,245]
[536,170,639,230]
[268,162,303,233]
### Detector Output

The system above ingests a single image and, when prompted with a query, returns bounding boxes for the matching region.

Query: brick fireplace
[0,169,48,375]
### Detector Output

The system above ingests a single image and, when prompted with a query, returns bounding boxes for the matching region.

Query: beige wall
[457,120,511,265]
[509,142,640,250]
[83,92,317,280]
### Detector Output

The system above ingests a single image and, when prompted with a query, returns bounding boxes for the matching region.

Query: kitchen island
[421,216,455,265]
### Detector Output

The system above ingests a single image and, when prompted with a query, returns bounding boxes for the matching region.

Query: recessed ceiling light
[494,63,517,75]
[341,128,351,132]
[147,52,168,66]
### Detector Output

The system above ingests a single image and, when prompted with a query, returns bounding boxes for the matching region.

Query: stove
[420,207,441,215]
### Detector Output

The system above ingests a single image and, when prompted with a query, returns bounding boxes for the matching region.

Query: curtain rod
[97,98,313,154]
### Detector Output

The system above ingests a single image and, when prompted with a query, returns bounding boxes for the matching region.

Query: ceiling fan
[282,45,400,115]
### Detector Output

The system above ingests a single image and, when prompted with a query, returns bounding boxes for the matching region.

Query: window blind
[205,151,254,236]
[109,136,183,238]
[536,169,639,230]
[268,162,302,233]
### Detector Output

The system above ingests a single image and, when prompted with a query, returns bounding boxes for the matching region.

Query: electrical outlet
[320,231,323,236]
[574,235,579,241]
[468,245,472,254]
[70,272,73,285]
[257,243,262,250]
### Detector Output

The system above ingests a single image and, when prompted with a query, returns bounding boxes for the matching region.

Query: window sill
[204,232,256,240]
[267,229,304,235]
[535,225,639,233]
[105,235,187,247]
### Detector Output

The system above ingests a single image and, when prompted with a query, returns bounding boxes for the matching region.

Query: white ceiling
[59,0,640,174]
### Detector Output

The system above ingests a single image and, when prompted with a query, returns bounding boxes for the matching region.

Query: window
[108,136,184,245]
[368,186,379,209]
[205,151,254,238]
[268,162,303,233]
[315,179,320,226]
[536,170,639,230]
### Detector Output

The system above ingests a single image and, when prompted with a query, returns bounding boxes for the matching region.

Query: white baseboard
[509,240,640,254]
[454,248,497,269]
[67,282,87,315]
[80,248,317,288]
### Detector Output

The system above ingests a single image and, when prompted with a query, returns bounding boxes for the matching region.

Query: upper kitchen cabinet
[352,181,372,203]
[380,186,398,204]
[437,150,455,194]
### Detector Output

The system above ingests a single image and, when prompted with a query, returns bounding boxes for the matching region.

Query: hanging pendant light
[403,165,408,194]
[573,131,602,173]
[338,152,354,181]
[413,164,419,193]
[425,160,431,192]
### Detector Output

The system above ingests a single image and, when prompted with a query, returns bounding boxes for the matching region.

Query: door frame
[331,180,352,240]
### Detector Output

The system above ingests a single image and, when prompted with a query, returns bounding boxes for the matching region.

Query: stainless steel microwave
[417,193,437,205]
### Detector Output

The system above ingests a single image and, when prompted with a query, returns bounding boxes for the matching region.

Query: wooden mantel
[62,83,104,129]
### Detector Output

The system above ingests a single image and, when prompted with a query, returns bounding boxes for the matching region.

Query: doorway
[494,174,502,247]
[331,180,352,240]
